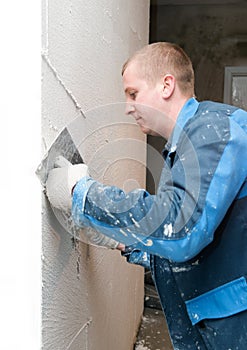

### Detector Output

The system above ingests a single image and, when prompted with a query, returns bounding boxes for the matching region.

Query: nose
[125,101,135,116]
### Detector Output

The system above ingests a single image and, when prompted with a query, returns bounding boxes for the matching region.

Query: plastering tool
[36,127,84,240]
[36,127,84,186]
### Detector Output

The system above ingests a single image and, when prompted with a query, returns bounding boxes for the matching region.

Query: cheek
[137,95,159,117]
[141,89,160,108]
[136,92,152,109]
[135,87,161,116]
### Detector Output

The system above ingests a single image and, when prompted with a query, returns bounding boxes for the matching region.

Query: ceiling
[151,0,247,5]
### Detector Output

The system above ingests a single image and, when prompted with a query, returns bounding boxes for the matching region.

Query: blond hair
[122,42,194,96]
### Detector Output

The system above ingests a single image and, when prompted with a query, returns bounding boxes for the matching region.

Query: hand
[46,156,88,212]
[117,243,126,251]
[84,228,122,249]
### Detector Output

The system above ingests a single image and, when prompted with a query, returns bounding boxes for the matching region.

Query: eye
[129,91,137,100]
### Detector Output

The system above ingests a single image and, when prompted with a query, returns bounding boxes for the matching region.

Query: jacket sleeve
[72,109,247,262]
[72,176,155,248]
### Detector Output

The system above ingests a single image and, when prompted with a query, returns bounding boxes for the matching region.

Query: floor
[134,281,173,350]
[134,307,173,350]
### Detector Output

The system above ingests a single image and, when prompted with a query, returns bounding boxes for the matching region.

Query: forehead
[123,61,147,90]
[123,60,141,80]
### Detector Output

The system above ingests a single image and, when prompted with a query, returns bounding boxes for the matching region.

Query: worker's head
[122,42,194,95]
[122,42,195,138]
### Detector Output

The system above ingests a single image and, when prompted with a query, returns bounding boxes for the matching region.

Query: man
[46,42,247,349]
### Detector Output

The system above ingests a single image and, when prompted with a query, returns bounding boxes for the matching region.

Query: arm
[72,111,247,262]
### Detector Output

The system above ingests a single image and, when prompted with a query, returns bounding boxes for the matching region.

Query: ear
[162,74,175,99]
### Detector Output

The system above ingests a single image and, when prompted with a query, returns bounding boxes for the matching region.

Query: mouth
[129,112,144,128]
[134,113,142,122]
[129,112,141,123]
[135,118,143,127]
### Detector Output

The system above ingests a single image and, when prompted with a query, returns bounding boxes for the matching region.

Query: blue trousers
[152,254,247,349]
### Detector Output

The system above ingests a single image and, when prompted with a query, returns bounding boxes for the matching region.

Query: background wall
[150,1,247,102]
[41,1,150,349]
[147,1,247,195]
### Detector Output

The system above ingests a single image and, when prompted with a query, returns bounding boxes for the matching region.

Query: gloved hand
[84,227,122,249]
[46,156,124,251]
[46,156,88,212]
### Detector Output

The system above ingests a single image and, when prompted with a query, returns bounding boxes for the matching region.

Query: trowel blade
[36,127,84,186]
[36,126,84,240]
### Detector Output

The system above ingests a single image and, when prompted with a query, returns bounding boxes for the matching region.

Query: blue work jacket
[72,98,247,349]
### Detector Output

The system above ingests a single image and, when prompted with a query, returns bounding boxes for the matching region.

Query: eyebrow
[124,87,136,94]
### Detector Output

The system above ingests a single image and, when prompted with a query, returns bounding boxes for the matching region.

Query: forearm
[72,176,155,247]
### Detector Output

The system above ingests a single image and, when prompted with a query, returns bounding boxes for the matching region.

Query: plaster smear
[42,52,85,119]
[135,340,151,350]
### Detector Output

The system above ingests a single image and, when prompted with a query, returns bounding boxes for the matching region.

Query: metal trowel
[36,127,84,186]
[36,126,84,240]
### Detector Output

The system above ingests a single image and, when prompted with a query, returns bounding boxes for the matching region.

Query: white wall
[1,2,41,350]
[42,1,150,350]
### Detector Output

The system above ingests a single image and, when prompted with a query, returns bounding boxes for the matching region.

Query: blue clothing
[72,98,247,349]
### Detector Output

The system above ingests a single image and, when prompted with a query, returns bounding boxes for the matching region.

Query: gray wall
[147,2,247,194]
[150,3,247,101]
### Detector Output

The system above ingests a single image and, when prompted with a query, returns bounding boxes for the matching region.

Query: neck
[160,95,192,139]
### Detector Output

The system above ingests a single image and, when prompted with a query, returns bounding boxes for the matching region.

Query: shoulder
[179,101,231,146]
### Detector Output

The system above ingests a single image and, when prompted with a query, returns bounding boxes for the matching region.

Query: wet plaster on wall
[42,1,150,349]
[45,0,150,111]
[42,205,91,349]
[42,53,85,119]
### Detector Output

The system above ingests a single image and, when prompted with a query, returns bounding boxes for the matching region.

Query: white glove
[46,156,122,250]
[84,227,120,249]
[46,156,88,212]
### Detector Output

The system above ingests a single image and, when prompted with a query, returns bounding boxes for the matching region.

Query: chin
[141,129,150,135]
[141,128,158,137]
[140,126,150,134]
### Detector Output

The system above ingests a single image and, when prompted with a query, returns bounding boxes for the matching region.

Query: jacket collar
[163,97,199,155]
